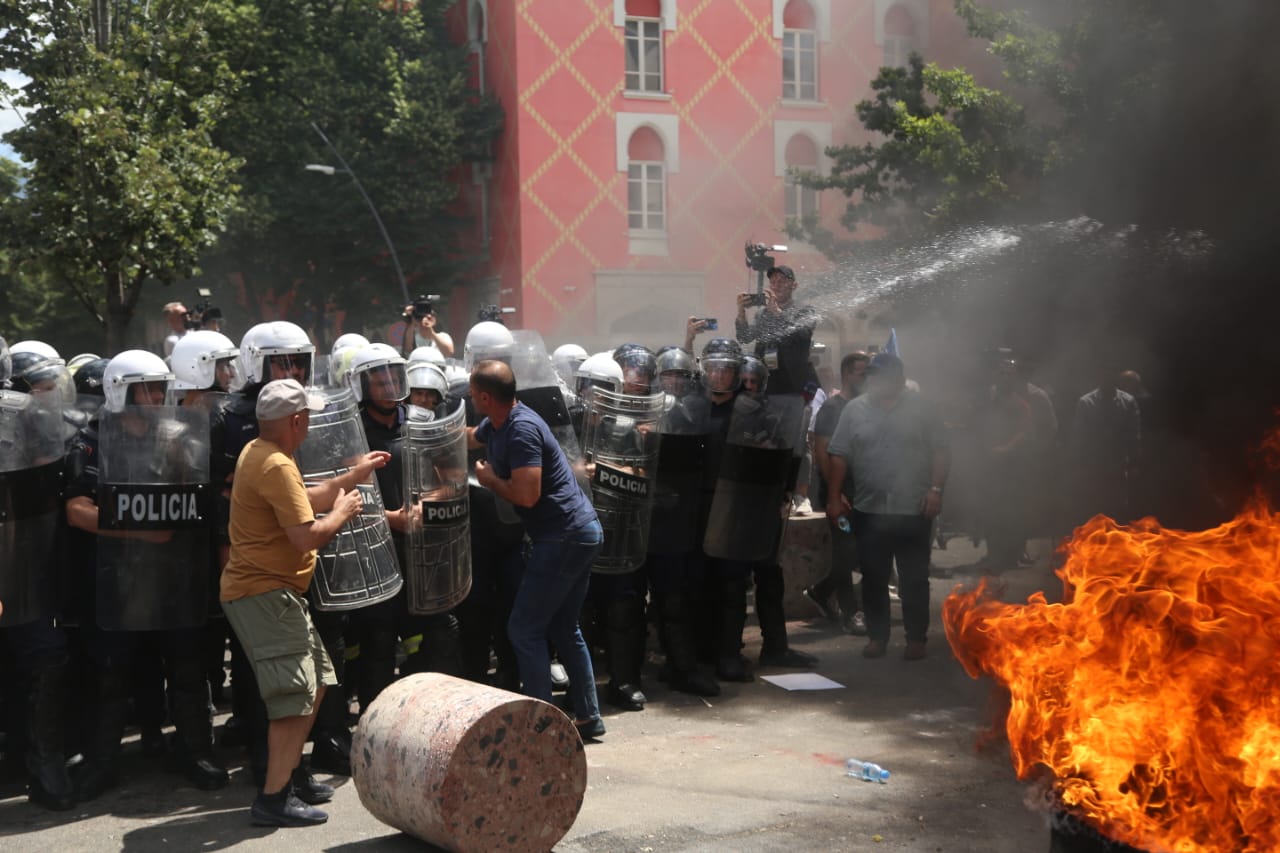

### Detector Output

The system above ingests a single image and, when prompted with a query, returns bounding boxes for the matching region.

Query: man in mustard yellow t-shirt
[221,379,365,827]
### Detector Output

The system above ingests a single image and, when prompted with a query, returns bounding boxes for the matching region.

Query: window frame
[627,160,666,234]
[781,27,818,102]
[784,177,818,221]
[624,16,664,94]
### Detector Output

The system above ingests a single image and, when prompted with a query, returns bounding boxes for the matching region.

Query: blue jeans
[507,520,603,722]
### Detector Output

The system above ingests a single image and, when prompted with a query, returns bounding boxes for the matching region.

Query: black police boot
[74,667,130,802]
[26,657,75,811]
[167,657,229,791]
[714,577,753,683]
[291,763,335,805]
[604,598,647,711]
[657,592,720,698]
[308,727,352,776]
[420,613,465,678]
[755,563,819,668]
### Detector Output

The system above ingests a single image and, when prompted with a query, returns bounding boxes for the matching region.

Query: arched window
[627,127,666,234]
[784,134,819,221]
[782,0,818,101]
[883,4,918,68]
[625,0,664,93]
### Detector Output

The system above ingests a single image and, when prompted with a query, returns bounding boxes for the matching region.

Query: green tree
[200,0,502,344]
[0,1,253,352]
[795,0,1280,249]
[788,54,1046,252]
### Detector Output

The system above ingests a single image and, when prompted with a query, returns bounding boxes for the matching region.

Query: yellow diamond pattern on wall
[516,0,623,326]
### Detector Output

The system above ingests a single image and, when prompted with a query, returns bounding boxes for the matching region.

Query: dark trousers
[851,512,932,645]
[811,522,861,616]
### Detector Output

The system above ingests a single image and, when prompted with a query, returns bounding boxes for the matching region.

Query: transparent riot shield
[702,394,807,563]
[647,392,711,557]
[580,388,664,573]
[404,405,471,614]
[0,390,65,626]
[295,387,402,611]
[506,329,585,509]
[96,405,211,631]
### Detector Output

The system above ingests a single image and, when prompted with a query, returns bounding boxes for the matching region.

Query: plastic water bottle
[836,515,852,534]
[845,758,889,783]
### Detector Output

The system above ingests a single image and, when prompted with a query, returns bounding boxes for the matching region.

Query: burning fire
[944,500,1280,852]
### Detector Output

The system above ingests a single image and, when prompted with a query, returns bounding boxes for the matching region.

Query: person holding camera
[734,266,820,396]
[162,302,190,359]
[400,298,455,359]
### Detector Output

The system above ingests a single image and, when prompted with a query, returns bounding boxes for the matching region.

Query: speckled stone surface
[779,513,832,618]
[351,673,587,853]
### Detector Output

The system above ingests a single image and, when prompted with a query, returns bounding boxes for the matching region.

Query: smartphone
[747,293,767,307]
[699,318,719,331]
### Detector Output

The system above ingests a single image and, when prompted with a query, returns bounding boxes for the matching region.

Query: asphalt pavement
[0,537,1062,852]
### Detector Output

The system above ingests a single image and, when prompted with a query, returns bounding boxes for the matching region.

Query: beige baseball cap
[256,379,325,421]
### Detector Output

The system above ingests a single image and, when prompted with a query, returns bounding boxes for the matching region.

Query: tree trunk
[103,270,137,355]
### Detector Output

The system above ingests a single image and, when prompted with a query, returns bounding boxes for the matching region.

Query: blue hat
[868,353,905,375]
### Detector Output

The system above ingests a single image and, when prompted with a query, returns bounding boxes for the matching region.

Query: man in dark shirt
[468,360,606,740]
[807,351,869,634]
[734,265,820,396]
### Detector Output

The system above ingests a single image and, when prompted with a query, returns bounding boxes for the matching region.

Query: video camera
[410,294,443,320]
[477,304,517,324]
[744,242,787,274]
[184,288,219,330]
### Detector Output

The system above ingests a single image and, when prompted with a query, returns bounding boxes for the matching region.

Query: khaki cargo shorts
[222,588,336,720]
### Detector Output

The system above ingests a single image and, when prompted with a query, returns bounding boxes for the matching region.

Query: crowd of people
[0,267,1149,827]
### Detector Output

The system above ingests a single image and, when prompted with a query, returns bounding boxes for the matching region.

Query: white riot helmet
[0,335,9,387]
[575,351,624,399]
[329,333,371,386]
[347,343,409,405]
[407,362,449,396]
[239,321,314,386]
[11,340,62,361]
[103,349,174,413]
[462,321,515,372]
[443,363,470,387]
[171,330,242,391]
[407,345,447,366]
[406,362,449,418]
[552,343,588,387]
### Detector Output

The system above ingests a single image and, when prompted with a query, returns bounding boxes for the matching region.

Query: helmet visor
[265,353,313,386]
[214,355,245,393]
[701,358,740,394]
[361,363,409,405]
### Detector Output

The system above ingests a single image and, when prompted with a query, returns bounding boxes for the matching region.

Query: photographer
[734,265,820,396]
[162,302,189,359]
[400,297,455,359]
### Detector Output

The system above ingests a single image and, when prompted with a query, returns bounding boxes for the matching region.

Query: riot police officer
[578,347,663,711]
[65,350,229,799]
[739,356,819,669]
[347,344,463,707]
[645,347,719,696]
[1,334,76,809]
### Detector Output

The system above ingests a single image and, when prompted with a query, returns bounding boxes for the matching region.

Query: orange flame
[944,503,1280,852]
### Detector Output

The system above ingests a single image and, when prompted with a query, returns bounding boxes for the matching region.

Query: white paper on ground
[759,673,845,691]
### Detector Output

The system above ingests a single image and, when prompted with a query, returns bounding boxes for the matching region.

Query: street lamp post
[305,121,410,306]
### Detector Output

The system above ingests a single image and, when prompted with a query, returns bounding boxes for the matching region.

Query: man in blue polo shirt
[468,359,606,740]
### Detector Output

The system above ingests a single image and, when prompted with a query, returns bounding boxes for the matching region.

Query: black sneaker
[291,765,334,805]
[250,787,328,827]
